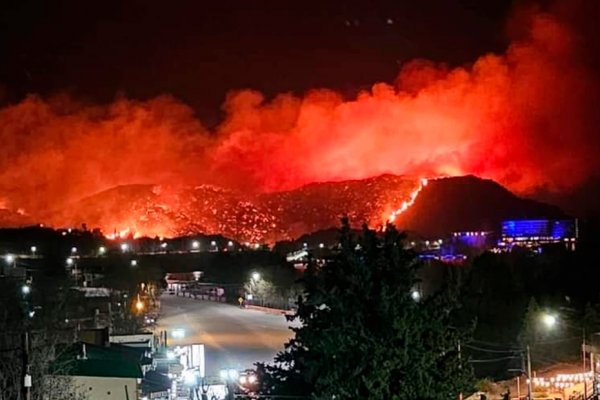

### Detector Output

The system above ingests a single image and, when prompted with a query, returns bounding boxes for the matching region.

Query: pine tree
[258,220,474,399]
[518,297,541,348]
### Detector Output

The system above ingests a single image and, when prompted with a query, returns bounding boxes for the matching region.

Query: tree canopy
[259,220,474,399]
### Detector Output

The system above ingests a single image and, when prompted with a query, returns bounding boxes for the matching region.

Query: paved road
[156,293,296,376]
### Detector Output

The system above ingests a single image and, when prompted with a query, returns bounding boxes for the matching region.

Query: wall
[69,376,139,400]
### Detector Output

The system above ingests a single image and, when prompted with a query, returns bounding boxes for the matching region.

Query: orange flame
[388,178,428,223]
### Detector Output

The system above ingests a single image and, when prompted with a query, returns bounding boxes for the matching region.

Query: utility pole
[527,345,533,400]
[22,332,31,400]
[583,327,587,398]
[458,340,463,400]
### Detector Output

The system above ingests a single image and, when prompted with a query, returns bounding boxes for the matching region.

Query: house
[51,342,149,400]
[51,350,142,399]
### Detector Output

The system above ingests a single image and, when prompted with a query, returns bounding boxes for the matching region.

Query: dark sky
[0,0,513,124]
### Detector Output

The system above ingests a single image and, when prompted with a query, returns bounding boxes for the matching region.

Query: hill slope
[4,175,566,241]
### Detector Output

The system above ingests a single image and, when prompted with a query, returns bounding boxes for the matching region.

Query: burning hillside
[10,175,561,243]
[39,175,419,242]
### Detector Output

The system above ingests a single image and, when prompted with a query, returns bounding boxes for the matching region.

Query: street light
[220,368,239,400]
[191,241,200,250]
[539,311,590,397]
[130,260,138,267]
[210,240,217,247]
[411,290,421,302]
[71,247,77,254]
[251,272,261,281]
[30,246,37,254]
[227,241,234,247]
[120,243,129,252]
[66,257,74,266]
[5,254,14,264]
[524,312,560,399]
[21,284,31,295]
[135,293,144,312]
[98,246,106,255]
[541,313,557,328]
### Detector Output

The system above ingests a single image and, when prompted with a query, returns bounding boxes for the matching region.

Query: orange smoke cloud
[211,8,599,193]
[0,2,598,227]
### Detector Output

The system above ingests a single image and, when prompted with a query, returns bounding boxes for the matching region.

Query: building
[51,343,144,400]
[498,219,578,251]
[165,271,203,292]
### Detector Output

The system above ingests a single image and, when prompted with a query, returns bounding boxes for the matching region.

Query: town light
[5,254,14,264]
[220,369,239,381]
[411,290,421,302]
[120,243,129,252]
[319,243,324,248]
[71,247,77,254]
[227,241,234,247]
[161,242,167,249]
[66,257,74,266]
[172,329,185,339]
[210,240,217,247]
[22,285,31,295]
[541,313,557,328]
[98,246,106,254]
[191,241,200,249]
[130,260,138,267]
[182,369,198,386]
[251,272,261,281]
[30,246,37,254]
[135,300,144,311]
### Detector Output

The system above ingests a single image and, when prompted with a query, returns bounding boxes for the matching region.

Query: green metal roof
[51,343,144,379]
[51,358,142,378]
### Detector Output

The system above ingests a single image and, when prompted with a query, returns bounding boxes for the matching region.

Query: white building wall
[68,376,139,400]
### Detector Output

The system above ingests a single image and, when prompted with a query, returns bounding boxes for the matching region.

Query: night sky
[0,0,513,124]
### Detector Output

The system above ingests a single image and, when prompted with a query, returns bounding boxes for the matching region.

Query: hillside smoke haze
[0,1,598,236]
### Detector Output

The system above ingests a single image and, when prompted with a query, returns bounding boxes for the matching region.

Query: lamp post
[250,272,261,306]
[3,254,15,276]
[524,312,557,400]
[539,311,589,398]
[527,345,533,400]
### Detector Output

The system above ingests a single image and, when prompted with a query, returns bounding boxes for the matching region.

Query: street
[156,293,296,376]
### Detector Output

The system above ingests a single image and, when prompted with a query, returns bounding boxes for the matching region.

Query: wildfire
[105,227,143,240]
[105,228,132,240]
[388,178,428,224]
[0,5,595,239]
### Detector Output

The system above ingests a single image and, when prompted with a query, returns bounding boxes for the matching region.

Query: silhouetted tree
[259,220,474,399]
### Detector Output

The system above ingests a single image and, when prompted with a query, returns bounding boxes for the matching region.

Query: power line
[463,344,523,354]
[470,339,523,350]
[469,355,521,364]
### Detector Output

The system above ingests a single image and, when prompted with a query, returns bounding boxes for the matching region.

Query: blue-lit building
[452,231,494,249]
[498,219,578,250]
